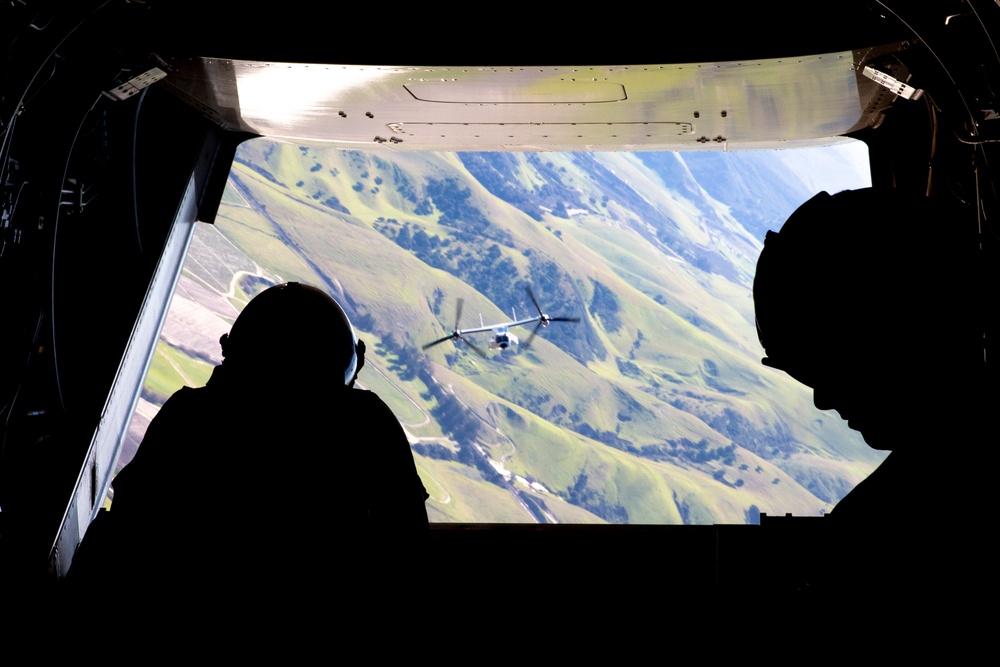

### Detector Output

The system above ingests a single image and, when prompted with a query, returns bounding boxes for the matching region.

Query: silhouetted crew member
[753,187,989,604]
[67,282,428,613]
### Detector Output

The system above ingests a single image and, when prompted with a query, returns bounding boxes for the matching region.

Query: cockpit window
[124,138,882,525]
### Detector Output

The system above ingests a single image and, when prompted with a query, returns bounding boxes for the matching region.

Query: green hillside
[137,138,884,525]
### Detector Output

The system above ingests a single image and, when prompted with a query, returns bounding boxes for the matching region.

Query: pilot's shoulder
[345,387,401,417]
[144,385,218,434]
[347,386,388,406]
[157,384,212,413]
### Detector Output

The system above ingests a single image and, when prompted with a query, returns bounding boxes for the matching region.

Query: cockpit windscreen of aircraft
[121,139,877,525]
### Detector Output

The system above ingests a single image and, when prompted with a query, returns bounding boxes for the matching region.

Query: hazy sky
[776,139,873,196]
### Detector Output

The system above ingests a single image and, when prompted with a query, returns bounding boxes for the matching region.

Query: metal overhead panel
[158,50,880,151]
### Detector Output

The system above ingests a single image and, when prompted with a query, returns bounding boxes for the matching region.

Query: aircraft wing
[506,317,543,330]
[457,323,506,336]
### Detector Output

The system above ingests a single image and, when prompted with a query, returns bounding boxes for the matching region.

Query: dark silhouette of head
[753,187,983,450]
[753,189,995,609]
[219,282,361,387]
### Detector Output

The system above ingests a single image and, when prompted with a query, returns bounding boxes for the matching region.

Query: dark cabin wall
[0,1,249,589]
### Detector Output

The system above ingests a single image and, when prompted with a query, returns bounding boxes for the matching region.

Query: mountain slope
[131,138,884,525]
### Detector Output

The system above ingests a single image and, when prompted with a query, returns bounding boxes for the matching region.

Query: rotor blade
[425,297,470,351]
[422,333,457,350]
[461,336,488,358]
[521,319,544,349]
[525,285,543,316]
[548,317,581,323]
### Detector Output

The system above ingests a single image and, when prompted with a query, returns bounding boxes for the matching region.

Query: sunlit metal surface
[160,51,881,151]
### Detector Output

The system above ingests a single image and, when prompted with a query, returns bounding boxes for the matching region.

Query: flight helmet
[753,187,981,380]
[220,282,359,386]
